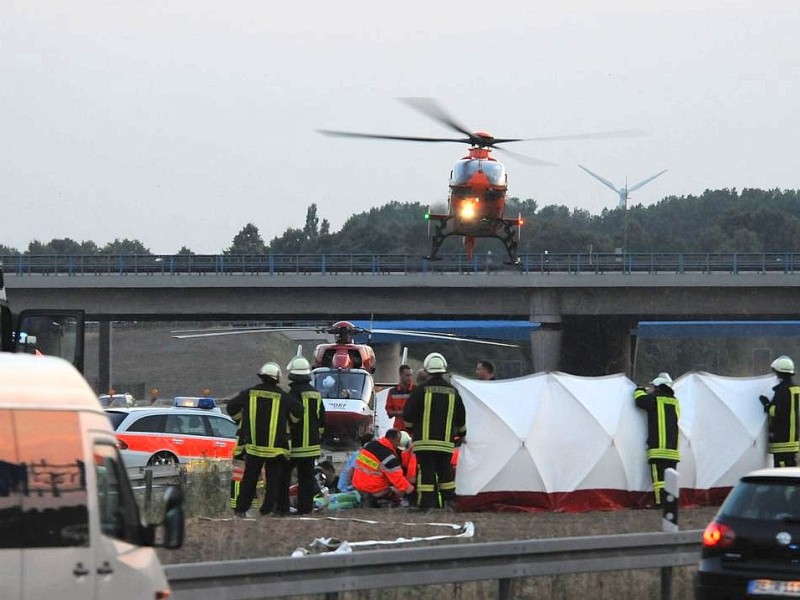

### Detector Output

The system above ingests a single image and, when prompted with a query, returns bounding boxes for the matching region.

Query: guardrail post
[144,468,153,508]
[498,578,512,599]
[660,467,679,600]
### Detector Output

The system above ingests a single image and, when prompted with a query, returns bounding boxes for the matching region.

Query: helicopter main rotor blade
[522,128,645,143]
[495,146,557,167]
[173,329,278,339]
[399,97,475,138]
[317,129,470,144]
[369,328,519,348]
[172,326,328,339]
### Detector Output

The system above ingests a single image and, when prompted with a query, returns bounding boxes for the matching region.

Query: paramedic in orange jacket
[353,429,414,503]
[385,364,414,431]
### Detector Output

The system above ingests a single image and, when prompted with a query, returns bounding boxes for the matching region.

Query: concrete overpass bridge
[6,271,800,387]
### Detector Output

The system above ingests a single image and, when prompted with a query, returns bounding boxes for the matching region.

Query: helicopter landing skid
[425,218,451,261]
[424,215,520,264]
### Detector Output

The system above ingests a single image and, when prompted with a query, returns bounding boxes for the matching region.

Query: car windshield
[720,478,800,520]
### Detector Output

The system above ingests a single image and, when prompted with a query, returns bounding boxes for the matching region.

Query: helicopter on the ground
[172,319,516,447]
[319,98,641,264]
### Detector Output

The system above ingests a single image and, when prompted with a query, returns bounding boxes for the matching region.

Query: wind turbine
[579,165,668,210]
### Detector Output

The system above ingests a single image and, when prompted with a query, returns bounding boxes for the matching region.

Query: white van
[0,353,184,600]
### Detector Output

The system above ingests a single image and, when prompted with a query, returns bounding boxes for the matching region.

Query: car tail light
[703,521,736,548]
[116,439,128,450]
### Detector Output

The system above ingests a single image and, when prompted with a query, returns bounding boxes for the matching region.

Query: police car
[106,397,237,468]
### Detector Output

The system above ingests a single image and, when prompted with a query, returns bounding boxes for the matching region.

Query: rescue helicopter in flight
[319,98,641,264]
[172,319,517,446]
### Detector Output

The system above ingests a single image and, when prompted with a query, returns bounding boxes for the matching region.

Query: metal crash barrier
[165,529,702,600]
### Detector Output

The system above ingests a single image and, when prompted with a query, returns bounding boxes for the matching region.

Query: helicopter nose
[467,170,491,191]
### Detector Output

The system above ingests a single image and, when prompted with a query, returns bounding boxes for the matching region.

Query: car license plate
[749,579,800,597]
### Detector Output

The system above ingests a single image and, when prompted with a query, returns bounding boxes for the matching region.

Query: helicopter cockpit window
[450,159,506,186]
[314,370,368,400]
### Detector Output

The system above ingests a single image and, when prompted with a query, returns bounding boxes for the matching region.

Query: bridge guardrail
[164,529,702,600]
[2,252,799,276]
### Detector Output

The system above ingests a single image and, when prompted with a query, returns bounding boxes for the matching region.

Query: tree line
[4,188,800,256]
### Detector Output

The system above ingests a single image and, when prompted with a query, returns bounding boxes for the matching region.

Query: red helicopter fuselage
[312,342,376,373]
[311,320,376,373]
[427,145,522,262]
[310,321,377,447]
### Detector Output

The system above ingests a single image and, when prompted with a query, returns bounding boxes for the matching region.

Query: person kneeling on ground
[339,433,375,493]
[316,460,340,494]
[353,429,414,507]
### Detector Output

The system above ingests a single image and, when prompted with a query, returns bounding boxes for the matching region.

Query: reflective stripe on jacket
[403,376,466,453]
[353,437,412,495]
[386,383,414,431]
[289,381,326,458]
[767,380,800,454]
[634,387,680,462]
[226,381,302,459]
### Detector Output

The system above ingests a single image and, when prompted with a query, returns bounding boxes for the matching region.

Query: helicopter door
[15,310,86,373]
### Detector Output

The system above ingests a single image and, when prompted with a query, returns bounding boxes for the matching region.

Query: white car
[99,393,135,407]
[105,406,238,469]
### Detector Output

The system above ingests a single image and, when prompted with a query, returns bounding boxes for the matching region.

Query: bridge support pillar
[98,321,112,394]
[372,343,402,386]
[530,291,563,373]
[559,316,639,376]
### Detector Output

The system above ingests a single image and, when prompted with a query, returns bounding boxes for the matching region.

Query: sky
[2,0,799,254]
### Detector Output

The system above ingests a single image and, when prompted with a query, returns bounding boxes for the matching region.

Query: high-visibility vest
[403,377,466,453]
[289,381,326,458]
[634,388,680,461]
[353,437,412,495]
[767,381,800,454]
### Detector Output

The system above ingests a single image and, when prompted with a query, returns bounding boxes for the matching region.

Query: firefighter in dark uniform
[227,361,303,517]
[759,355,800,467]
[227,410,264,512]
[634,373,680,507]
[285,355,326,514]
[403,352,466,510]
[228,410,244,510]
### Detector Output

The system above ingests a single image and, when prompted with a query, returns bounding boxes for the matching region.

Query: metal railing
[2,252,799,275]
[164,529,702,600]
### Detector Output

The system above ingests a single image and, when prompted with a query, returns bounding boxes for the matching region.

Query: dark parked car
[697,467,800,599]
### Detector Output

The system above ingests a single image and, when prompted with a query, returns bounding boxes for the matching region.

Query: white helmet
[771,355,795,375]
[287,356,312,376]
[398,430,412,450]
[651,372,673,387]
[423,352,448,374]
[258,361,282,382]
